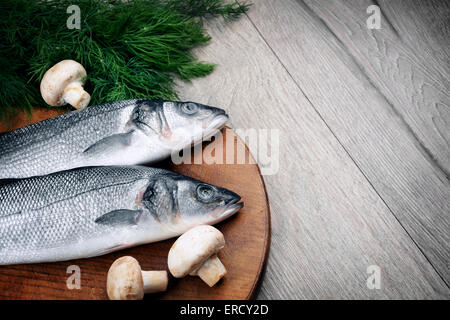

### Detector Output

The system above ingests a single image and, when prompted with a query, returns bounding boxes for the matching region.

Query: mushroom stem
[62,81,91,110]
[141,270,168,294]
[106,256,168,300]
[193,254,227,287]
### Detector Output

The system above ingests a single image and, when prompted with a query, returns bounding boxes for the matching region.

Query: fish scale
[0,166,146,216]
[0,102,129,178]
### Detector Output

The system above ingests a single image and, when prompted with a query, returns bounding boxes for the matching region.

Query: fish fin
[94,209,142,226]
[82,132,134,157]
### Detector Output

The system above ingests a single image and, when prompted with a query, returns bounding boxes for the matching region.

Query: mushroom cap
[168,225,225,278]
[40,60,87,106]
[106,256,144,300]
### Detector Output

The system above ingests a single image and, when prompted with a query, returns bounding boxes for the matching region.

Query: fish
[0,99,228,179]
[0,165,243,265]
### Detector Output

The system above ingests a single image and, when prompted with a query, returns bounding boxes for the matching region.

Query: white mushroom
[106,256,168,300]
[40,60,91,110]
[168,225,227,287]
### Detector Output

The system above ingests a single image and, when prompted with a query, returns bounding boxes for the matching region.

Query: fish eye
[196,184,214,201]
[181,102,198,115]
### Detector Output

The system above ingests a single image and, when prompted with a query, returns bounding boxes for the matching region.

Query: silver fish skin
[0,99,228,179]
[0,166,243,265]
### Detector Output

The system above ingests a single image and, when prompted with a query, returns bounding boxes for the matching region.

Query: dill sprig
[0,0,250,122]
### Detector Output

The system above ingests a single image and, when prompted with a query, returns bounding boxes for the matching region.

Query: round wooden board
[0,107,270,300]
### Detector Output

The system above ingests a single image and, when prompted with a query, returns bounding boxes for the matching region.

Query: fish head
[161,101,228,148]
[132,100,228,150]
[140,173,243,228]
[175,177,243,225]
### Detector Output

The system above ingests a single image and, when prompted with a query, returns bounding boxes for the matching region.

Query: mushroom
[40,60,91,110]
[106,256,168,300]
[168,225,227,287]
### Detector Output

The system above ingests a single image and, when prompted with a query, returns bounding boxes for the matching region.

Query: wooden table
[176,0,450,299]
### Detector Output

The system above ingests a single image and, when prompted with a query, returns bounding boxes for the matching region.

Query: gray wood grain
[378,0,450,74]
[302,0,450,178]
[176,8,450,298]
[242,0,450,287]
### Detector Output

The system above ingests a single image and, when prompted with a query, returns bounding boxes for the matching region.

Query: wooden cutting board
[0,107,270,300]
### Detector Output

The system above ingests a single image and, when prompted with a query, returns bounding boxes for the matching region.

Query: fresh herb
[0,0,249,122]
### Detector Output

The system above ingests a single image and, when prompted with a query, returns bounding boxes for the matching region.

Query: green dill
[0,0,250,122]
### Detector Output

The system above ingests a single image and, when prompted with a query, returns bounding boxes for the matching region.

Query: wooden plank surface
[237,0,450,291]
[378,0,450,75]
[176,4,450,298]
[303,0,450,177]
[299,0,450,281]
